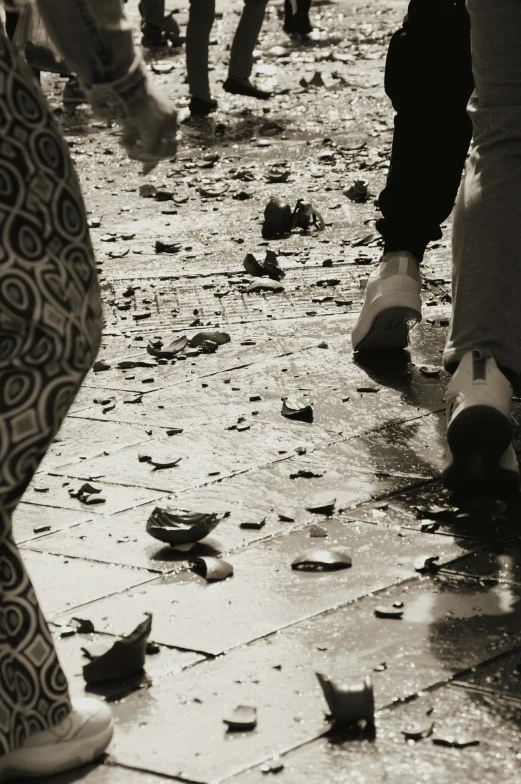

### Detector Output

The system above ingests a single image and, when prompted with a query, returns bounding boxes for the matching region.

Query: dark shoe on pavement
[141,22,168,48]
[223,77,271,100]
[161,11,183,46]
[62,76,87,109]
[189,96,218,116]
[283,0,313,35]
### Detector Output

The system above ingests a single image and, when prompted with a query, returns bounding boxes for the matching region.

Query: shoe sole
[443,405,519,496]
[0,722,113,779]
[353,305,421,352]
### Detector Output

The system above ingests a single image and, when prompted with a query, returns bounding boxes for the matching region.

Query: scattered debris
[260,758,284,774]
[374,605,404,619]
[199,183,229,198]
[146,507,229,545]
[82,615,152,684]
[432,735,479,749]
[155,240,182,253]
[190,556,234,582]
[240,518,266,530]
[402,722,435,741]
[300,71,325,89]
[189,331,231,347]
[262,197,293,238]
[305,492,336,515]
[414,555,441,573]
[69,482,106,505]
[93,360,111,372]
[292,547,351,571]
[419,365,441,378]
[292,199,325,233]
[246,279,285,293]
[290,469,323,479]
[309,524,328,537]
[71,617,95,634]
[281,397,313,422]
[344,180,370,202]
[147,335,188,358]
[243,250,285,281]
[266,166,290,183]
[414,505,457,523]
[145,455,182,471]
[223,705,257,731]
[316,673,374,725]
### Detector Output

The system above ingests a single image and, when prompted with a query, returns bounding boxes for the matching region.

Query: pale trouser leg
[228,0,268,79]
[444,0,521,377]
[186,0,215,100]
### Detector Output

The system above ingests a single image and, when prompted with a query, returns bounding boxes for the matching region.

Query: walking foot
[189,96,218,116]
[0,698,113,779]
[443,349,520,496]
[351,252,422,352]
[223,77,271,100]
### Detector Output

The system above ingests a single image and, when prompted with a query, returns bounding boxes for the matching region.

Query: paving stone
[344,481,521,542]
[13,503,92,544]
[40,418,153,471]
[23,457,427,572]
[232,683,521,784]
[25,474,167,515]
[20,550,153,619]
[51,762,169,784]
[57,523,476,655]
[103,575,521,781]
[442,536,521,584]
[53,629,204,700]
[455,648,521,700]
[50,421,338,493]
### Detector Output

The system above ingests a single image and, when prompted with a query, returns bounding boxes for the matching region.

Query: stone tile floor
[10,0,521,782]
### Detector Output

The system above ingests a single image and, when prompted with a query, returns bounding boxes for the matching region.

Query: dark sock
[499,365,518,387]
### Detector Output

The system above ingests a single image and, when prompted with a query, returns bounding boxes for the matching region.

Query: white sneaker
[0,698,113,780]
[443,349,520,494]
[351,252,422,351]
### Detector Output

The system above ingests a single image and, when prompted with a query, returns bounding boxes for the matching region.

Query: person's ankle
[382,250,420,267]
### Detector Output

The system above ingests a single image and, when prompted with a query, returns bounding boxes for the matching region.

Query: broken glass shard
[292,547,351,571]
[190,556,234,582]
[146,507,229,545]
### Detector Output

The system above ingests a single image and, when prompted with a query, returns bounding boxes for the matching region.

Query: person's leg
[228,0,268,81]
[0,31,104,766]
[442,0,521,494]
[186,0,215,103]
[352,0,473,353]
[377,0,474,262]
[444,0,521,376]
[138,0,164,24]
[283,0,312,36]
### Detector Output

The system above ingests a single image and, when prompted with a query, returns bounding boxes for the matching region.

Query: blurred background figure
[283,0,312,36]
[138,0,183,48]
[187,0,271,116]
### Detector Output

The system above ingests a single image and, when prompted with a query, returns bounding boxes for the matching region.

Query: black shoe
[283,0,312,35]
[223,77,271,100]
[189,96,218,116]
[141,23,168,48]
[62,77,87,108]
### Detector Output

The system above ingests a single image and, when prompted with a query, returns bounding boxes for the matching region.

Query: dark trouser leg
[229,0,269,80]
[186,0,215,101]
[376,0,474,262]
[0,32,102,755]
[138,0,165,24]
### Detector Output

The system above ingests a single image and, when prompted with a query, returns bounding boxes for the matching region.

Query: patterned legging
[0,31,102,754]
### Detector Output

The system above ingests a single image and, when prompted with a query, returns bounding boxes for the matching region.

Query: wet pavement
[11,1,521,782]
